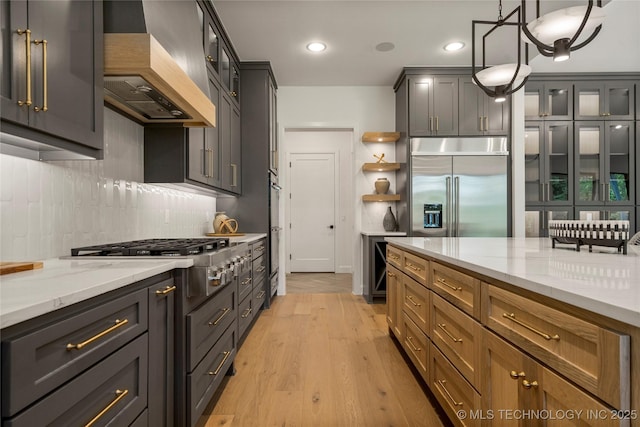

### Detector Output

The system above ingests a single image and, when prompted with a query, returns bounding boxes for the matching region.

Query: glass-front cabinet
[575,207,635,234]
[524,81,573,120]
[196,2,220,76]
[525,122,573,205]
[574,121,635,206]
[525,207,573,237]
[574,81,635,120]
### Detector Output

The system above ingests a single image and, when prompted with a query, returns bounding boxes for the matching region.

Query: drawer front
[251,239,266,261]
[252,281,267,313]
[432,293,481,390]
[252,253,267,277]
[2,289,148,417]
[238,270,253,302]
[402,274,430,335]
[431,343,481,427]
[386,245,404,269]
[187,283,237,371]
[6,334,148,427]
[483,284,630,410]
[238,291,254,338]
[403,251,429,285]
[432,262,480,319]
[188,323,236,425]
[401,313,429,383]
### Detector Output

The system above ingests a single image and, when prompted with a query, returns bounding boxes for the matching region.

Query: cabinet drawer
[251,240,266,261]
[430,343,481,427]
[403,251,429,285]
[188,323,236,425]
[238,271,253,302]
[432,293,482,390]
[401,313,429,383]
[483,284,630,410]
[432,262,480,319]
[253,281,267,312]
[1,289,148,417]
[187,283,237,371]
[386,245,404,269]
[402,274,430,335]
[252,254,267,277]
[238,291,254,338]
[6,333,148,427]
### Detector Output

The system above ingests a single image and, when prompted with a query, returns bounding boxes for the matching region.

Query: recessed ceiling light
[306,42,326,52]
[443,41,465,52]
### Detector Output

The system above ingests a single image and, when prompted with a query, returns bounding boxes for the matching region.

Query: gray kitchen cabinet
[524,80,573,121]
[196,2,220,77]
[0,0,103,159]
[219,92,241,193]
[459,76,509,136]
[363,235,389,303]
[575,206,635,232]
[574,81,635,120]
[574,121,635,206]
[250,238,267,323]
[409,76,458,136]
[524,207,574,237]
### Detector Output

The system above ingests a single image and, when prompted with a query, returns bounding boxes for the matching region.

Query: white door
[289,153,335,272]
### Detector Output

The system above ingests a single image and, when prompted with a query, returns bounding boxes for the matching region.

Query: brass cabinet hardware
[484,116,488,131]
[33,39,47,112]
[255,246,265,253]
[502,313,560,341]
[241,308,252,318]
[509,370,526,380]
[66,319,129,350]
[522,379,539,389]
[202,149,208,177]
[437,323,463,343]
[429,116,433,132]
[16,29,32,106]
[387,272,396,278]
[155,285,176,295]
[406,262,422,272]
[388,254,400,261]
[208,307,231,326]
[84,389,128,427]
[209,350,231,376]
[256,265,266,273]
[241,277,252,286]
[437,379,463,407]
[406,294,421,307]
[257,291,266,299]
[436,278,462,292]
[230,91,237,98]
[435,116,439,132]
[231,163,238,187]
[478,116,483,131]
[206,55,214,63]
[406,335,421,352]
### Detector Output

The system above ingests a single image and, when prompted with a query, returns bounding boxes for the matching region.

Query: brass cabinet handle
[241,277,252,286]
[231,163,238,187]
[84,389,128,427]
[437,323,463,343]
[256,265,266,273]
[478,116,483,131]
[502,312,560,341]
[202,149,208,177]
[522,379,539,389]
[241,308,252,318]
[209,307,231,326]
[406,294,421,307]
[388,254,400,260]
[436,278,462,292]
[33,39,47,112]
[406,335,421,352]
[484,116,488,131]
[429,116,433,132]
[206,54,214,63]
[510,370,526,380]
[437,379,463,407]
[209,350,231,376]
[16,29,32,106]
[66,319,129,350]
[387,272,396,278]
[209,149,214,178]
[436,116,439,131]
[254,246,265,253]
[406,262,422,272]
[155,285,176,295]
[257,290,266,299]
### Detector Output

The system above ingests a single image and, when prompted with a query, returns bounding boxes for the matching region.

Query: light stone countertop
[0,258,193,329]
[361,231,407,236]
[226,233,267,244]
[385,237,640,327]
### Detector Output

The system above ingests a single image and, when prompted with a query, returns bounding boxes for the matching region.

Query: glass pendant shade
[474,63,532,87]
[523,5,605,45]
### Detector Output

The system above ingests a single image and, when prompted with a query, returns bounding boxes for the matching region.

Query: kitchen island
[385,237,639,427]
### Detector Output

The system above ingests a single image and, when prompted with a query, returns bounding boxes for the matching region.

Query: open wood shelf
[362,194,401,202]
[361,132,400,143]
[362,163,400,172]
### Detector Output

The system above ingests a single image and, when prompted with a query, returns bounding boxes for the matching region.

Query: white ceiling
[213,0,638,86]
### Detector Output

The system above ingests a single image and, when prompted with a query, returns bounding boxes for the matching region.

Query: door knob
[328,225,334,229]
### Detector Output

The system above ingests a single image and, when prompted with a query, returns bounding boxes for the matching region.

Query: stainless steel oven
[269,173,281,297]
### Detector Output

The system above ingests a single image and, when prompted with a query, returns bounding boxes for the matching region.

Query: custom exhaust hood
[103,0,215,127]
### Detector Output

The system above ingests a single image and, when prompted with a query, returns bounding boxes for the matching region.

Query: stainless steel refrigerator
[411,137,509,237]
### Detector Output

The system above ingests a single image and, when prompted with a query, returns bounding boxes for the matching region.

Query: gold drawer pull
[256,265,266,273]
[209,350,231,376]
[437,379,463,407]
[406,262,422,272]
[32,39,47,112]
[388,254,400,260]
[16,29,32,106]
[510,371,526,380]
[84,389,128,427]
[502,313,560,341]
[257,290,266,299]
[209,307,231,326]
[406,295,421,307]
[436,278,462,292]
[522,379,539,389]
[241,277,252,286]
[387,272,396,278]
[406,335,421,352]
[67,319,129,350]
[437,323,463,343]
[241,308,252,318]
[155,285,176,295]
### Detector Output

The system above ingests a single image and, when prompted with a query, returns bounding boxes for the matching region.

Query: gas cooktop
[70,238,230,257]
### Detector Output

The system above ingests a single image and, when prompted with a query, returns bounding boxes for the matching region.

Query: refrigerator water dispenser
[424,204,442,228]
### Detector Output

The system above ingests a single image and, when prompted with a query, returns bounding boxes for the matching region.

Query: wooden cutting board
[0,262,44,276]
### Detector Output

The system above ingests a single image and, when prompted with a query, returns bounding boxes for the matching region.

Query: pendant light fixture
[472,2,531,103]
[521,0,605,62]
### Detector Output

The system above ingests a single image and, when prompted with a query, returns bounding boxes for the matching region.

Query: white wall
[0,108,217,261]
[277,86,395,295]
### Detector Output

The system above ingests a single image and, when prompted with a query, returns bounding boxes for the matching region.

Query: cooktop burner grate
[70,238,230,257]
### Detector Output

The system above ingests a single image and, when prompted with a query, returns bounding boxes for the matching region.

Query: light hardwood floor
[286,273,352,294]
[198,292,447,427]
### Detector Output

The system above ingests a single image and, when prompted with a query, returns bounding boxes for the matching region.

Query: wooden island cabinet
[386,237,639,427]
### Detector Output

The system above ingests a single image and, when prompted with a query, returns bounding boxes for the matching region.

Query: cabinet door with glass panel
[525,207,574,237]
[196,2,220,78]
[524,81,573,121]
[575,207,635,233]
[574,81,635,121]
[524,121,573,206]
[574,121,635,206]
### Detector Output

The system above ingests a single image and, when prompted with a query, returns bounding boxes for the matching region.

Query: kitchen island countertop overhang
[385,237,640,327]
